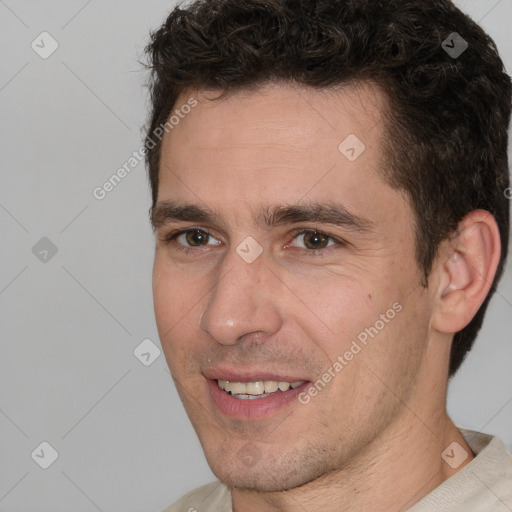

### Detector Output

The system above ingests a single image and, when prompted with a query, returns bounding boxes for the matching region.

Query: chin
[206,449,324,493]
[215,471,304,493]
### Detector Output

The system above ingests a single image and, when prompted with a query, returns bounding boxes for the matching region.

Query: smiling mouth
[217,379,306,399]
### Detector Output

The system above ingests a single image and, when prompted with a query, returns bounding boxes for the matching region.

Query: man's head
[144,0,510,494]
[145,0,510,376]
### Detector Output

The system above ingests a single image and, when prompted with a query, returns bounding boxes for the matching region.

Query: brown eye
[304,231,329,249]
[290,230,338,250]
[184,229,210,246]
[171,229,221,248]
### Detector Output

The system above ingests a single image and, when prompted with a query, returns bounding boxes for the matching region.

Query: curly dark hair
[144,0,511,376]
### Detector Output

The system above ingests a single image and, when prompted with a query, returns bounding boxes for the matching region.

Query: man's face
[152,83,434,491]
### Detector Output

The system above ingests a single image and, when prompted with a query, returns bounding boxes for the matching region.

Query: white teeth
[226,381,247,395]
[217,379,305,398]
[264,381,279,393]
[246,381,265,395]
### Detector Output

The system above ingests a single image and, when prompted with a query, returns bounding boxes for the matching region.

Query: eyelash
[160,227,345,256]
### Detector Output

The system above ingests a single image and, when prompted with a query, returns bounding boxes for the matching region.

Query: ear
[431,210,501,334]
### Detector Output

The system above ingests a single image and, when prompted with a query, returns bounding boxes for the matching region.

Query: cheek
[291,269,419,398]
[290,276,383,357]
[354,287,430,395]
[152,259,204,360]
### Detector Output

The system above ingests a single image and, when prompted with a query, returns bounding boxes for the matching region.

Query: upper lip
[203,367,309,383]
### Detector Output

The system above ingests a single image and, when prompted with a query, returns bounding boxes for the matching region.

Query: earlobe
[432,210,501,334]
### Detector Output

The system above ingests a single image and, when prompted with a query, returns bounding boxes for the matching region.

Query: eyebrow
[150,201,374,233]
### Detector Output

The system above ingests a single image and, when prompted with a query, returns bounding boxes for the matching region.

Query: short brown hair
[144,0,511,375]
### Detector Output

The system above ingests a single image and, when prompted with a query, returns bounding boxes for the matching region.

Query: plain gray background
[0,1,511,511]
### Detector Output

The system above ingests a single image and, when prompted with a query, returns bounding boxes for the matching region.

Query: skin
[151,82,501,511]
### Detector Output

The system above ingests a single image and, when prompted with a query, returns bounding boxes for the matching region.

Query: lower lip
[207,379,310,420]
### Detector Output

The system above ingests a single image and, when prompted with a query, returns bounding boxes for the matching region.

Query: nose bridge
[200,246,281,345]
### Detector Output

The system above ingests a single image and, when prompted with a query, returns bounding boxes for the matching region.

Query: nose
[199,248,283,345]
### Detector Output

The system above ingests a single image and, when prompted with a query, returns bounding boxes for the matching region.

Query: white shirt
[160,429,512,511]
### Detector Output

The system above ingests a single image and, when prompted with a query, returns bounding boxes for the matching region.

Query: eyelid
[160,226,223,246]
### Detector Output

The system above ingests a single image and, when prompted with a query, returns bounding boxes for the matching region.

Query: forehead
[165,81,385,156]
